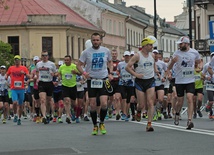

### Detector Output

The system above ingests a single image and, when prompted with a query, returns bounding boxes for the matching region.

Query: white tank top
[135,52,154,79]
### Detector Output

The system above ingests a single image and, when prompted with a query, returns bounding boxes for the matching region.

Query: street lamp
[189,0,192,47]
[154,0,157,39]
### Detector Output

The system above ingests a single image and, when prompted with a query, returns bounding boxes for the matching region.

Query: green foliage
[0,41,14,68]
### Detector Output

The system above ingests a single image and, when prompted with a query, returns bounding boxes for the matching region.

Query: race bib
[206,83,214,91]
[40,75,49,82]
[195,75,201,81]
[122,74,131,80]
[65,74,72,80]
[14,81,22,88]
[76,82,84,91]
[91,79,103,88]
[112,72,118,78]
[143,62,152,69]
[182,68,193,78]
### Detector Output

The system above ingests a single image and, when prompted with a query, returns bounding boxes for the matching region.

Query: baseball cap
[123,51,130,56]
[85,39,92,49]
[152,50,159,53]
[58,61,64,66]
[210,52,214,56]
[14,55,21,60]
[33,56,40,61]
[141,37,155,47]
[176,36,190,44]
[130,51,135,55]
[0,65,6,69]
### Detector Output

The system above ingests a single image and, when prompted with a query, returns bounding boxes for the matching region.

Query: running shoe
[142,112,147,118]
[8,115,11,120]
[23,115,27,119]
[174,114,179,125]
[13,115,18,123]
[116,114,121,120]
[193,113,197,119]
[2,118,6,124]
[121,114,126,120]
[131,115,135,121]
[153,114,157,121]
[33,115,37,122]
[135,112,141,122]
[76,118,80,123]
[125,116,129,122]
[91,126,98,135]
[108,109,113,118]
[71,114,76,121]
[97,117,100,123]
[157,110,162,120]
[53,117,57,122]
[42,117,48,124]
[105,114,109,120]
[209,114,213,119]
[163,112,168,119]
[197,110,203,117]
[58,117,63,123]
[205,105,212,112]
[99,123,107,134]
[36,117,40,123]
[17,119,21,125]
[168,113,172,118]
[84,116,90,121]
[66,117,71,124]
[146,125,154,132]
[186,121,194,130]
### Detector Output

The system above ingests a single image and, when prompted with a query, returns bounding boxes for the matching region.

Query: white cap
[85,39,92,49]
[123,51,130,56]
[211,52,214,56]
[176,36,190,44]
[0,65,6,69]
[152,49,159,53]
[33,56,40,61]
[130,51,135,55]
[58,61,64,66]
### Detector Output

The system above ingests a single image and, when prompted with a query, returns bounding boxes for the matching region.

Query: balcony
[194,0,214,9]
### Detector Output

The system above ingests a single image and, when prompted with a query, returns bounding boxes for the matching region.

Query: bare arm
[77,60,90,79]
[125,53,141,78]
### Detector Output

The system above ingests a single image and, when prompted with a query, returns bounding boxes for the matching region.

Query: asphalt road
[0,112,213,155]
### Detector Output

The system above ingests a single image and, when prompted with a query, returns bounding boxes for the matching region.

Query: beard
[180,46,187,51]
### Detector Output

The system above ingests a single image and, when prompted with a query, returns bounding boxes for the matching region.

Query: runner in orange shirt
[5,55,30,125]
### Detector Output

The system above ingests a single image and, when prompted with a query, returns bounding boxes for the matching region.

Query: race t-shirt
[36,61,56,82]
[172,48,200,84]
[58,63,77,87]
[6,66,29,90]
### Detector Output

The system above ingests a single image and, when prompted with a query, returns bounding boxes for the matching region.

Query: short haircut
[91,32,102,39]
[64,55,72,60]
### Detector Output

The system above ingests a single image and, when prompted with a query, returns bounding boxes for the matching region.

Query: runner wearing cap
[167,36,201,130]
[126,37,158,132]
[117,51,135,121]
[0,65,10,124]
[5,55,30,125]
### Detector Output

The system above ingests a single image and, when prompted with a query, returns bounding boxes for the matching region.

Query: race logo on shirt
[91,53,105,70]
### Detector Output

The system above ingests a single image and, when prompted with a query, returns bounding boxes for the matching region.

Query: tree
[0,41,14,68]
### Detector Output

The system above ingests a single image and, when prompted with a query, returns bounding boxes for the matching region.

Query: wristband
[83,71,87,75]
[205,75,208,78]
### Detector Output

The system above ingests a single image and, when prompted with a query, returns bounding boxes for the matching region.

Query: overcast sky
[109,0,186,21]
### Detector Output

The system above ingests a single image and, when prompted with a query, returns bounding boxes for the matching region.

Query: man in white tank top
[167,36,201,130]
[126,37,158,132]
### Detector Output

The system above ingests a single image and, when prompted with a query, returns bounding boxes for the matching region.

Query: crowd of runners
[0,33,213,135]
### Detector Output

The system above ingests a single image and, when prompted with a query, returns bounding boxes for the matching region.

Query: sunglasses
[42,54,48,57]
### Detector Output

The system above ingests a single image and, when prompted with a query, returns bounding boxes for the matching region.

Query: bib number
[122,74,131,80]
[65,74,72,80]
[182,69,193,78]
[14,81,22,88]
[206,83,214,91]
[41,75,49,81]
[91,79,103,88]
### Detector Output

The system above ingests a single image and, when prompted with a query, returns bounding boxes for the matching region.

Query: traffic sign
[208,39,214,46]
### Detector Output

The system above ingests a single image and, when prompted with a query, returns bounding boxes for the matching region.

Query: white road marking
[109,119,214,136]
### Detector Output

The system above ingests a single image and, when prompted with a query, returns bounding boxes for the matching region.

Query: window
[109,19,112,34]
[166,39,168,52]
[130,30,132,45]
[8,36,19,55]
[128,29,130,44]
[170,40,172,52]
[133,31,135,46]
[106,19,109,32]
[78,38,81,58]
[71,36,74,58]
[42,37,53,57]
[162,39,165,51]
[67,36,69,55]
[119,22,121,36]
[197,16,200,40]
[122,22,124,36]
[113,20,116,34]
[82,38,85,51]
